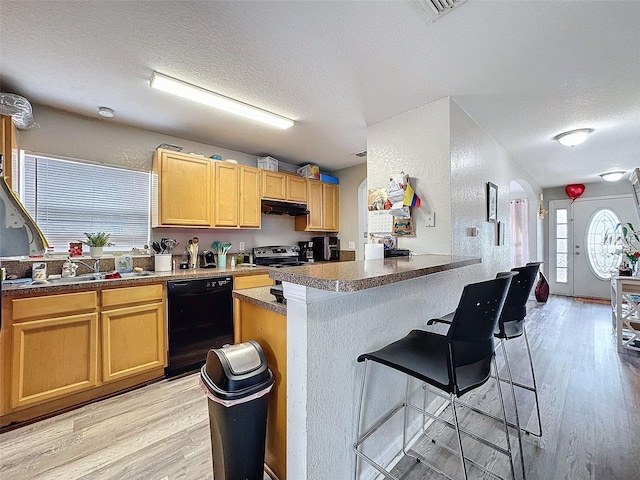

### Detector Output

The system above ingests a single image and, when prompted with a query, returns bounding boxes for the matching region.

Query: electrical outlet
[348,241,355,249]
[425,212,435,227]
[239,242,245,251]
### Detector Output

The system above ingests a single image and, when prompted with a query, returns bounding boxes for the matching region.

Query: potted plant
[605,222,640,276]
[80,232,114,258]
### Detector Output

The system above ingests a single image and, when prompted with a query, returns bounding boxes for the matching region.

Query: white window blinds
[21,154,150,252]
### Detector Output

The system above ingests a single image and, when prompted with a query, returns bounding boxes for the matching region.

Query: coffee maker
[298,241,314,262]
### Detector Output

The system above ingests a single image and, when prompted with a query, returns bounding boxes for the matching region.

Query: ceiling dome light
[98,107,114,118]
[554,128,593,147]
[600,171,626,182]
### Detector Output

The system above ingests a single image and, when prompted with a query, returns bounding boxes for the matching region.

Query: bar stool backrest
[446,273,515,394]
[495,262,541,337]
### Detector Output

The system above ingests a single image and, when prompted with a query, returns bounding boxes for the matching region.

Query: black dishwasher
[166,276,233,377]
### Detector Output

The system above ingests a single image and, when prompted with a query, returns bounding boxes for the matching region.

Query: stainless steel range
[253,245,303,303]
[253,245,302,268]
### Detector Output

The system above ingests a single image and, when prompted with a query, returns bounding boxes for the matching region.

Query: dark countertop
[2,265,272,297]
[232,287,286,316]
[268,254,481,292]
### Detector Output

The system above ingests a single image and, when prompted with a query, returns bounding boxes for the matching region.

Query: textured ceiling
[1,1,639,188]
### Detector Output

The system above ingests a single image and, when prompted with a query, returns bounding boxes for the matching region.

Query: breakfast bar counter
[262,254,483,480]
[269,254,480,292]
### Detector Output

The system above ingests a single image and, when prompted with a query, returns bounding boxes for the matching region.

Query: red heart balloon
[565,184,585,203]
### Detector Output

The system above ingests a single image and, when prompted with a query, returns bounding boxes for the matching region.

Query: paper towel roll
[364,243,384,260]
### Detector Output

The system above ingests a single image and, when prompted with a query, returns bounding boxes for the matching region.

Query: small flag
[403,182,421,208]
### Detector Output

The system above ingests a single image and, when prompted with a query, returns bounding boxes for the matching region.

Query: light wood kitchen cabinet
[214,162,239,227]
[262,171,308,203]
[2,284,167,426]
[1,114,18,189]
[262,171,287,200]
[234,299,287,479]
[239,165,261,228]
[234,273,274,290]
[322,183,339,231]
[152,149,213,227]
[295,180,339,232]
[286,175,308,203]
[101,284,166,383]
[10,291,99,409]
[214,163,261,228]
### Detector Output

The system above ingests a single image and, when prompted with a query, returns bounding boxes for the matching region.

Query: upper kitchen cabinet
[295,181,339,232]
[214,162,261,229]
[239,165,261,228]
[262,171,308,203]
[152,149,213,227]
[1,115,18,189]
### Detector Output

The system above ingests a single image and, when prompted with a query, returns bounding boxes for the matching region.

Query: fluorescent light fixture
[150,71,294,130]
[554,128,593,147]
[600,171,626,182]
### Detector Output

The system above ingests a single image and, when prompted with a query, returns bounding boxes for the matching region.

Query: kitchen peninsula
[234,254,482,480]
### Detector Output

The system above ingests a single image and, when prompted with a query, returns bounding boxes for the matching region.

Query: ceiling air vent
[416,0,467,21]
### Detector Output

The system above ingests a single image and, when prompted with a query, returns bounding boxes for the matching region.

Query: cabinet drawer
[234,274,274,290]
[12,291,98,322]
[102,284,164,309]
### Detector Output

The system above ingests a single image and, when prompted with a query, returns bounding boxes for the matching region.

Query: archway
[509,179,541,267]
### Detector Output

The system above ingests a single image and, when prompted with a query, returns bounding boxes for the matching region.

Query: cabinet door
[322,183,339,232]
[239,166,261,228]
[262,171,287,200]
[287,175,308,203]
[101,302,166,383]
[157,151,213,226]
[214,162,239,227]
[307,181,324,230]
[11,314,99,408]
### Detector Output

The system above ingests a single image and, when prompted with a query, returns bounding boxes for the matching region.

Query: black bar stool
[353,273,517,480]
[493,262,543,437]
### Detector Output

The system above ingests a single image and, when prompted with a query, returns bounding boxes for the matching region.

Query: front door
[549,194,639,299]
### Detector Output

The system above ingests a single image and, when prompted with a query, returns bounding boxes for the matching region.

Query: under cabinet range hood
[261,200,309,216]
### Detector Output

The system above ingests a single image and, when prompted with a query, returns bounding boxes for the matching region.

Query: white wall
[449,100,542,273]
[335,162,367,257]
[367,97,452,254]
[367,97,543,276]
[14,105,332,253]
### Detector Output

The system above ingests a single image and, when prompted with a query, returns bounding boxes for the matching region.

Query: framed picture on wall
[487,182,498,223]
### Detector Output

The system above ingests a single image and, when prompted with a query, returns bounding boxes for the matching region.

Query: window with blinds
[21,154,150,252]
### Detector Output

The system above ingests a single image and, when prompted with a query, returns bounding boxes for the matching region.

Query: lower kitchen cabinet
[1,283,166,426]
[234,299,287,479]
[11,313,99,409]
[101,287,165,382]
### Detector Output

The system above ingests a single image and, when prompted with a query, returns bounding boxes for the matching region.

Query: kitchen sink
[27,271,158,287]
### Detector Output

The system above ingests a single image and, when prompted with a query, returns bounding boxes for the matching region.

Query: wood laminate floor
[0,296,639,479]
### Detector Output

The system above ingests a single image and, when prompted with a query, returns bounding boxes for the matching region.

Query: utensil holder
[155,254,172,272]
[218,254,227,268]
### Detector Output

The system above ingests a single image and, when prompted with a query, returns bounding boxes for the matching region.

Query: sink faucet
[69,257,101,274]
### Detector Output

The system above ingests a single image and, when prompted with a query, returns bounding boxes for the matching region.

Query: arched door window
[586,208,621,279]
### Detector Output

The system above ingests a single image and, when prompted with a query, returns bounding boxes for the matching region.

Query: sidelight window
[21,154,150,252]
[555,208,569,283]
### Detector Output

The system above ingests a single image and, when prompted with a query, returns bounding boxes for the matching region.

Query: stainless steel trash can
[200,340,274,480]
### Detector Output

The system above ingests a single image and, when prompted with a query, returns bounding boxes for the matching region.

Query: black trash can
[200,340,275,480]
